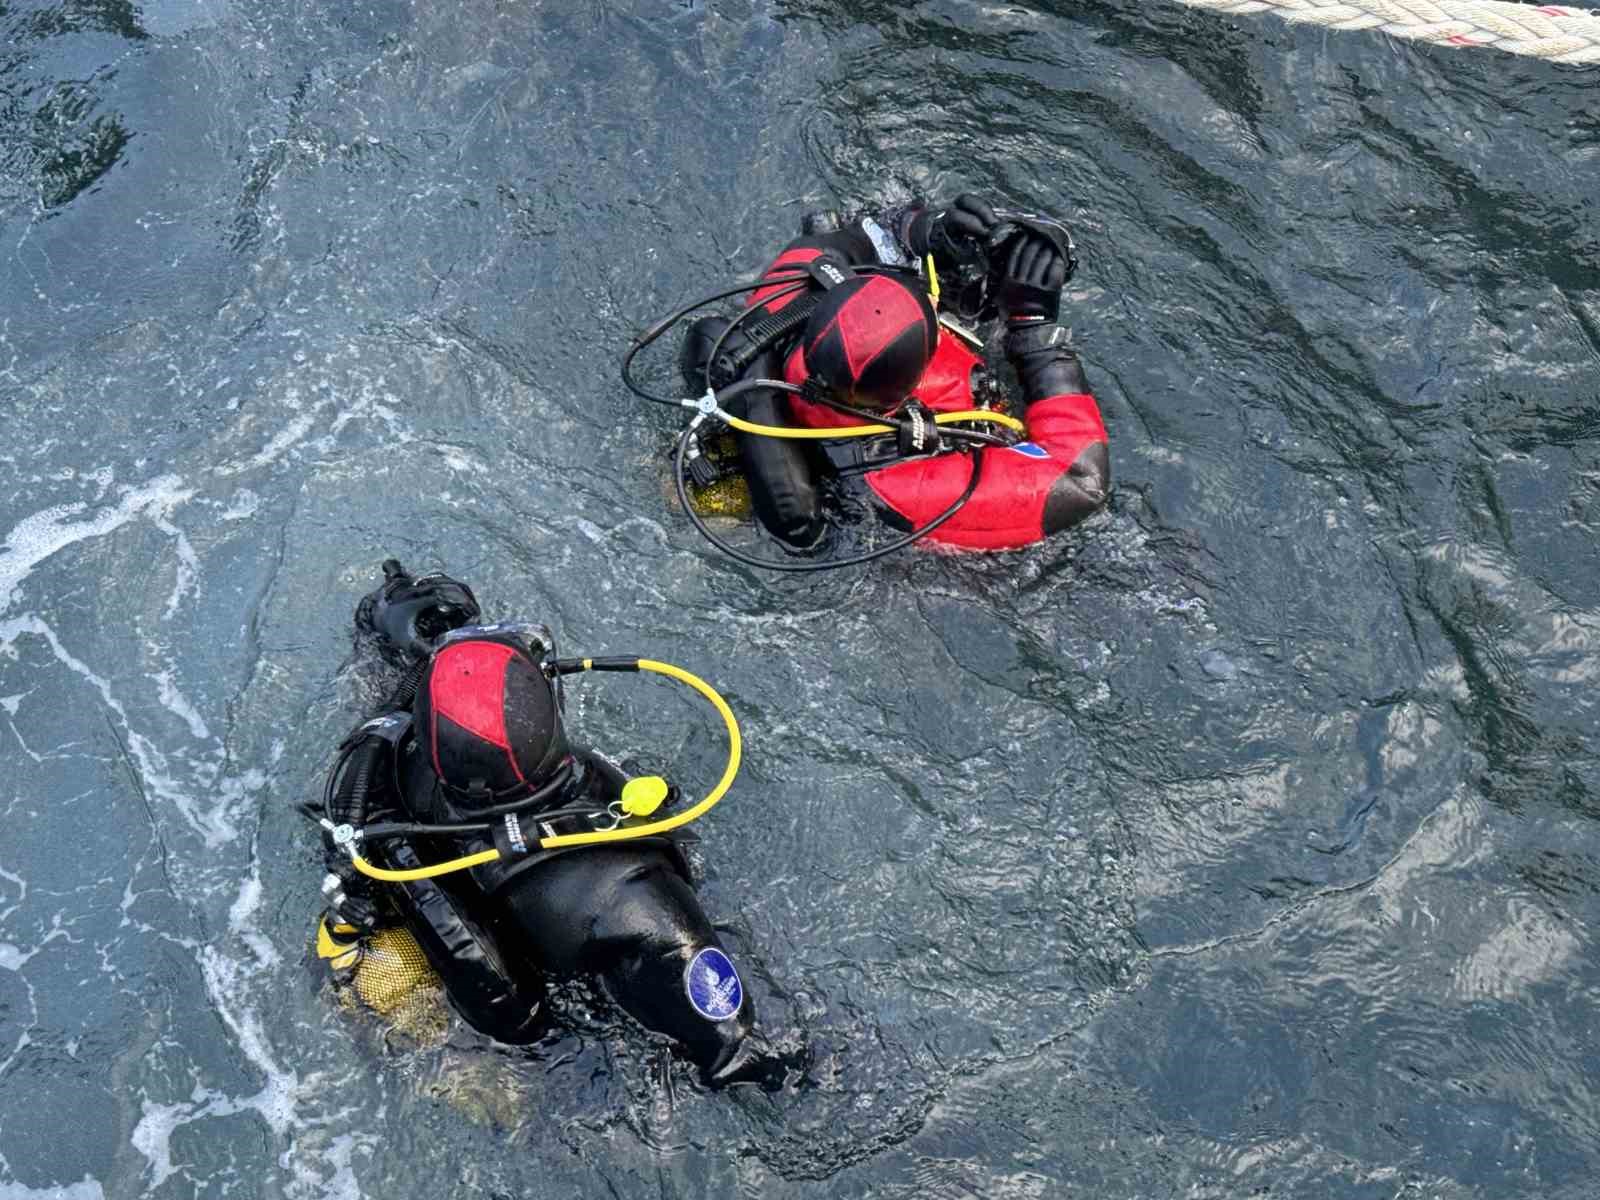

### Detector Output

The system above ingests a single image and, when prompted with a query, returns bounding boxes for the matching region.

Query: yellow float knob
[620,775,670,817]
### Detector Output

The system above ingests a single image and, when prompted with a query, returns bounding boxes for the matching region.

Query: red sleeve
[747,247,824,312]
[1024,393,1107,464]
[862,392,1109,550]
[745,226,881,311]
[862,446,1061,550]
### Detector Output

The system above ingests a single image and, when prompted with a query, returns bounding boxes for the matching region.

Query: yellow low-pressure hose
[349,845,499,882]
[345,657,741,881]
[539,659,741,848]
[720,408,1024,440]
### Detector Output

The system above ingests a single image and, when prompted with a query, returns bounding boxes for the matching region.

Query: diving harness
[314,633,741,886]
[622,210,1076,572]
[625,255,1026,572]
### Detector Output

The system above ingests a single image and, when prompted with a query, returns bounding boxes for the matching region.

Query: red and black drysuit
[685,216,1110,550]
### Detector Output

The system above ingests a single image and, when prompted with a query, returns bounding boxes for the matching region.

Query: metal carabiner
[589,803,627,833]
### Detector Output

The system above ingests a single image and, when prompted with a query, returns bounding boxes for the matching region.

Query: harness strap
[375,836,544,1043]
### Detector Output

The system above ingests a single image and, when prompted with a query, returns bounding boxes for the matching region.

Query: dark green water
[2,1,1597,1196]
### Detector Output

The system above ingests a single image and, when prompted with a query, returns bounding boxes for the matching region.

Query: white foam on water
[138,0,220,37]
[213,394,330,478]
[130,982,304,1189]
[2,715,42,764]
[197,894,298,1129]
[0,916,68,974]
[227,866,280,970]
[148,510,201,618]
[0,1176,105,1200]
[322,1136,366,1200]
[0,920,44,1091]
[151,669,211,741]
[0,475,194,618]
[571,516,608,545]
[219,489,262,521]
[282,1132,373,1200]
[327,390,409,442]
[35,466,115,498]
[5,373,446,1198]
[438,445,481,475]
[129,1099,189,1191]
[115,873,199,953]
[209,766,270,845]
[129,866,363,1198]
[0,861,25,921]
[0,616,235,846]
[129,1081,298,1193]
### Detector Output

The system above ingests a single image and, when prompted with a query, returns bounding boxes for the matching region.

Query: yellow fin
[315,917,362,971]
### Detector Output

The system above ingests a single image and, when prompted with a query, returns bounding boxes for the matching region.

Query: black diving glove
[995,232,1069,326]
[355,558,482,664]
[902,193,1001,274]
[320,858,386,935]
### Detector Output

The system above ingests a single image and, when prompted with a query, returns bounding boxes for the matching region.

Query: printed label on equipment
[1009,441,1050,459]
[684,947,743,1022]
[503,814,528,855]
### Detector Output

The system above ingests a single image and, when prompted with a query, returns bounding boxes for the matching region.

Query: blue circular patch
[1009,441,1050,459]
[684,947,743,1022]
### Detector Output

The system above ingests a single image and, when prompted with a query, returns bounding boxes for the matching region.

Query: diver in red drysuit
[681,194,1109,551]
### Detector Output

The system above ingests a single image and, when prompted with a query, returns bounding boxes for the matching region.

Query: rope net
[1173,0,1600,61]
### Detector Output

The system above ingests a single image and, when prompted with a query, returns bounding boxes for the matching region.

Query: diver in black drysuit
[318,560,772,1085]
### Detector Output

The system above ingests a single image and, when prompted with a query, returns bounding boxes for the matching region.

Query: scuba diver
[627,193,1109,569]
[310,560,779,1086]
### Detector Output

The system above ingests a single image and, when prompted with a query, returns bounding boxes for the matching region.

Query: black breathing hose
[328,737,383,832]
[622,271,815,406]
[703,286,815,390]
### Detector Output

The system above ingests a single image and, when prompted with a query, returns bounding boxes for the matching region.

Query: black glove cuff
[997,280,1061,325]
[1005,324,1088,397]
[895,206,934,257]
[1004,322,1076,359]
[893,204,986,276]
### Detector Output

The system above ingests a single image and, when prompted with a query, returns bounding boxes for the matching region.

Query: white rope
[1171,0,1600,61]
